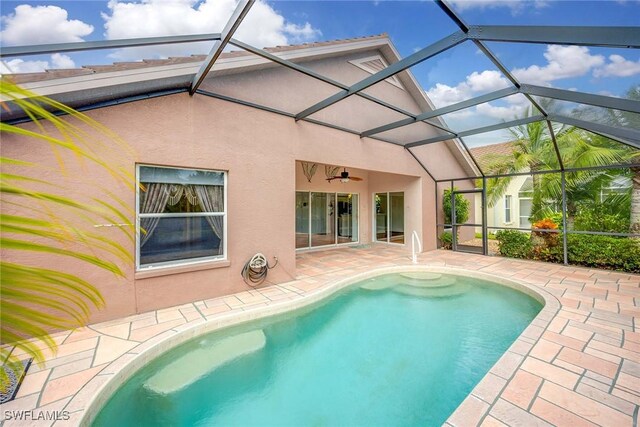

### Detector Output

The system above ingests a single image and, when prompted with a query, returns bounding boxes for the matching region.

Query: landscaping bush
[573,205,630,233]
[567,234,640,273]
[531,218,562,262]
[495,230,532,259]
[442,188,469,225]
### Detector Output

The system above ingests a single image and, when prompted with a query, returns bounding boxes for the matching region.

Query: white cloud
[102,0,321,60]
[0,5,93,45]
[511,45,604,86]
[425,70,509,108]
[475,101,528,120]
[448,0,548,14]
[51,53,75,69]
[0,53,76,74]
[594,54,640,77]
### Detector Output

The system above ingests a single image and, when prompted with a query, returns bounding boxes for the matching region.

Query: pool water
[93,273,542,426]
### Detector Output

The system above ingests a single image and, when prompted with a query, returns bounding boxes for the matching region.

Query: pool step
[360,278,394,291]
[144,329,266,395]
[395,282,470,298]
[400,276,457,289]
[399,272,443,281]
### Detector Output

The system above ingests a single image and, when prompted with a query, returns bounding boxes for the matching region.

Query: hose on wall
[241,253,278,286]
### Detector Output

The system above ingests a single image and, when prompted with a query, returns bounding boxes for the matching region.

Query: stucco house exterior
[3,34,477,323]
[471,142,534,231]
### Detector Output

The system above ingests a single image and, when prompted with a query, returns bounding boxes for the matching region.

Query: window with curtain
[137,165,226,269]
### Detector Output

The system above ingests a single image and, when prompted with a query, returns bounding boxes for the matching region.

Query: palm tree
[570,84,640,233]
[1,81,134,390]
[482,105,630,222]
[483,107,565,218]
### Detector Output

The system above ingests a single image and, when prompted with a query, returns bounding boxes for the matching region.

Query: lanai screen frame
[2,0,639,265]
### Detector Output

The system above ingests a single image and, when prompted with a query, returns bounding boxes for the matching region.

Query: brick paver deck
[1,246,638,426]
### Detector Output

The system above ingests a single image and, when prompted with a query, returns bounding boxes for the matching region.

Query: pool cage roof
[2,0,639,182]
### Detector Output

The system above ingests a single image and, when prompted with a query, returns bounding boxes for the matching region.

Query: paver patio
[1,246,638,426]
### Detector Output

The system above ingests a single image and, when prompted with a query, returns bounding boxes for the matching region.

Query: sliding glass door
[337,193,358,244]
[311,192,336,247]
[374,192,404,244]
[295,192,310,249]
[296,192,358,249]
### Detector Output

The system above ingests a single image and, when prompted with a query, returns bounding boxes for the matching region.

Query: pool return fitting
[241,253,278,286]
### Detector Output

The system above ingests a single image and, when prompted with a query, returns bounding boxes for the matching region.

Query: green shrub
[440,231,452,250]
[443,188,469,225]
[495,230,532,259]
[567,234,640,273]
[573,205,630,233]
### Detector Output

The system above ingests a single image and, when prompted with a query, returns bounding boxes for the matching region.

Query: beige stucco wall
[2,91,453,323]
[3,48,475,324]
[474,174,531,230]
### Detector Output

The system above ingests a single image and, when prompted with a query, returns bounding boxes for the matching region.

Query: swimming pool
[92,272,542,426]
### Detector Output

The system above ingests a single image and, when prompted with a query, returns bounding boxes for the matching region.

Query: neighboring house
[471,142,535,230]
[470,142,632,232]
[3,34,476,323]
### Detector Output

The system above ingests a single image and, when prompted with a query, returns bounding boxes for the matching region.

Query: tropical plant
[482,103,631,222]
[442,188,469,225]
[0,81,134,389]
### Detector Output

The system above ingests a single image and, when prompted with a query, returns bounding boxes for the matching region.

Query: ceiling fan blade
[350,176,363,181]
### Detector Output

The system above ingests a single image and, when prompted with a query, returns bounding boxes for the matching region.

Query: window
[600,176,631,202]
[504,195,512,224]
[136,165,226,269]
[518,178,533,228]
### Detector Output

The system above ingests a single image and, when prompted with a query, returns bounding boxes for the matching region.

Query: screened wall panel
[483,41,640,102]
[463,121,562,173]
[201,52,343,115]
[306,93,410,134]
[565,168,635,234]
[410,141,478,181]
[403,40,512,110]
[436,93,537,134]
[361,77,426,117]
[375,121,453,146]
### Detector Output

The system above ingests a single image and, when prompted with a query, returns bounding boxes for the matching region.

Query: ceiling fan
[326,168,363,183]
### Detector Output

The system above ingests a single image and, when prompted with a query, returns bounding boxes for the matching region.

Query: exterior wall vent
[349,55,404,90]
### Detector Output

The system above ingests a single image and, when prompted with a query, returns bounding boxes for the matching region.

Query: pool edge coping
[75,265,559,426]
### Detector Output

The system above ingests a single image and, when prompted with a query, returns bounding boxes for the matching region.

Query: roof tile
[2,33,389,84]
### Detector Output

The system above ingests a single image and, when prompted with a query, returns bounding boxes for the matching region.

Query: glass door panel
[389,192,405,244]
[375,193,388,242]
[311,192,336,247]
[337,193,358,243]
[295,192,310,249]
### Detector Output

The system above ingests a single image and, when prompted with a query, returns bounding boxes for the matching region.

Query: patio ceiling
[2,0,639,181]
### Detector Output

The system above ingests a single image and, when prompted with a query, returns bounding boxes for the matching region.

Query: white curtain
[194,185,224,239]
[140,183,170,247]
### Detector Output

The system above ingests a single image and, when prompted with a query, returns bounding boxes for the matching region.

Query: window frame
[373,191,405,245]
[135,164,228,271]
[295,191,360,251]
[504,194,512,224]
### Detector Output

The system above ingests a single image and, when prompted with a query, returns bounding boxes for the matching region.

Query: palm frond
[1,81,134,385]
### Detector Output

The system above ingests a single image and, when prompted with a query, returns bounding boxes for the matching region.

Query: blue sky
[1,0,639,145]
